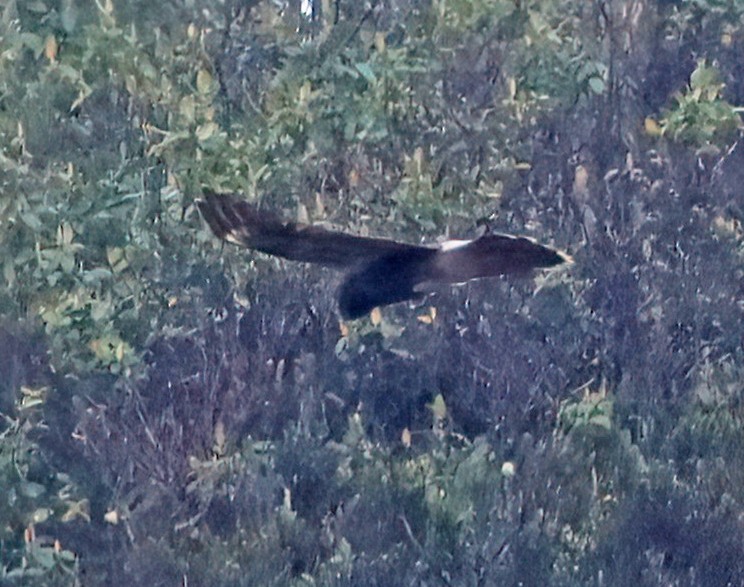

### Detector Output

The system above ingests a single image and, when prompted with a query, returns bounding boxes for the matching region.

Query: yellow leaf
[428,394,447,421]
[115,341,125,362]
[196,69,213,94]
[57,221,74,245]
[314,192,326,217]
[179,95,196,122]
[44,35,58,63]
[195,122,219,141]
[61,499,90,523]
[4,261,16,286]
[401,427,411,448]
[573,164,589,197]
[417,306,437,324]
[370,307,382,325]
[20,385,48,399]
[712,215,741,238]
[508,77,517,99]
[213,420,226,456]
[104,510,120,524]
[32,508,51,524]
[107,246,128,272]
[297,203,309,224]
[644,117,662,136]
[299,81,313,105]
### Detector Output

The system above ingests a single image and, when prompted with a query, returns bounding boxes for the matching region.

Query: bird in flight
[197,190,570,319]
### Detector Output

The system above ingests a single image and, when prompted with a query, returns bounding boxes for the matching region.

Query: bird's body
[197,191,570,318]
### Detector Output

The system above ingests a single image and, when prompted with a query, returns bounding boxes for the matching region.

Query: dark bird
[197,190,570,319]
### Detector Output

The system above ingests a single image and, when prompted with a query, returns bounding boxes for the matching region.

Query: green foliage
[431,0,518,37]
[335,410,502,551]
[674,358,744,465]
[508,7,608,109]
[678,0,744,27]
[0,389,81,583]
[660,60,742,148]
[262,24,430,173]
[147,410,505,585]
[558,388,613,434]
[0,1,229,374]
[391,147,451,229]
[2,0,744,584]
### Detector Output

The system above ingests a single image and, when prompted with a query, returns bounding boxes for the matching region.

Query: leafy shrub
[660,60,742,147]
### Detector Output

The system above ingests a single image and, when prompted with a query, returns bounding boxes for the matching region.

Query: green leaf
[355,62,377,84]
[3,261,16,286]
[22,482,47,498]
[690,61,720,92]
[82,268,113,284]
[20,211,43,231]
[19,32,44,55]
[26,1,49,13]
[90,298,112,321]
[30,545,56,569]
[588,76,605,94]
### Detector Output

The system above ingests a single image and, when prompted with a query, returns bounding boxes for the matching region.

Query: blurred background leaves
[1,0,743,584]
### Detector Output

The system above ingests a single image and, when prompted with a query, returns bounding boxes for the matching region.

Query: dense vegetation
[1,0,743,584]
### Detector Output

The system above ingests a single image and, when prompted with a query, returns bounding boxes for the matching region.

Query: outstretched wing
[197,190,426,268]
[337,233,570,319]
[427,233,569,285]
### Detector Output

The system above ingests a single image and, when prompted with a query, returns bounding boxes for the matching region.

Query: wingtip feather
[197,191,260,246]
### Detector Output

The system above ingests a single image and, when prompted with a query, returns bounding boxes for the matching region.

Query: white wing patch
[439,239,472,252]
[224,230,247,246]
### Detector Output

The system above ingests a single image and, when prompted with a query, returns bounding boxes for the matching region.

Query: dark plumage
[197,190,570,319]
